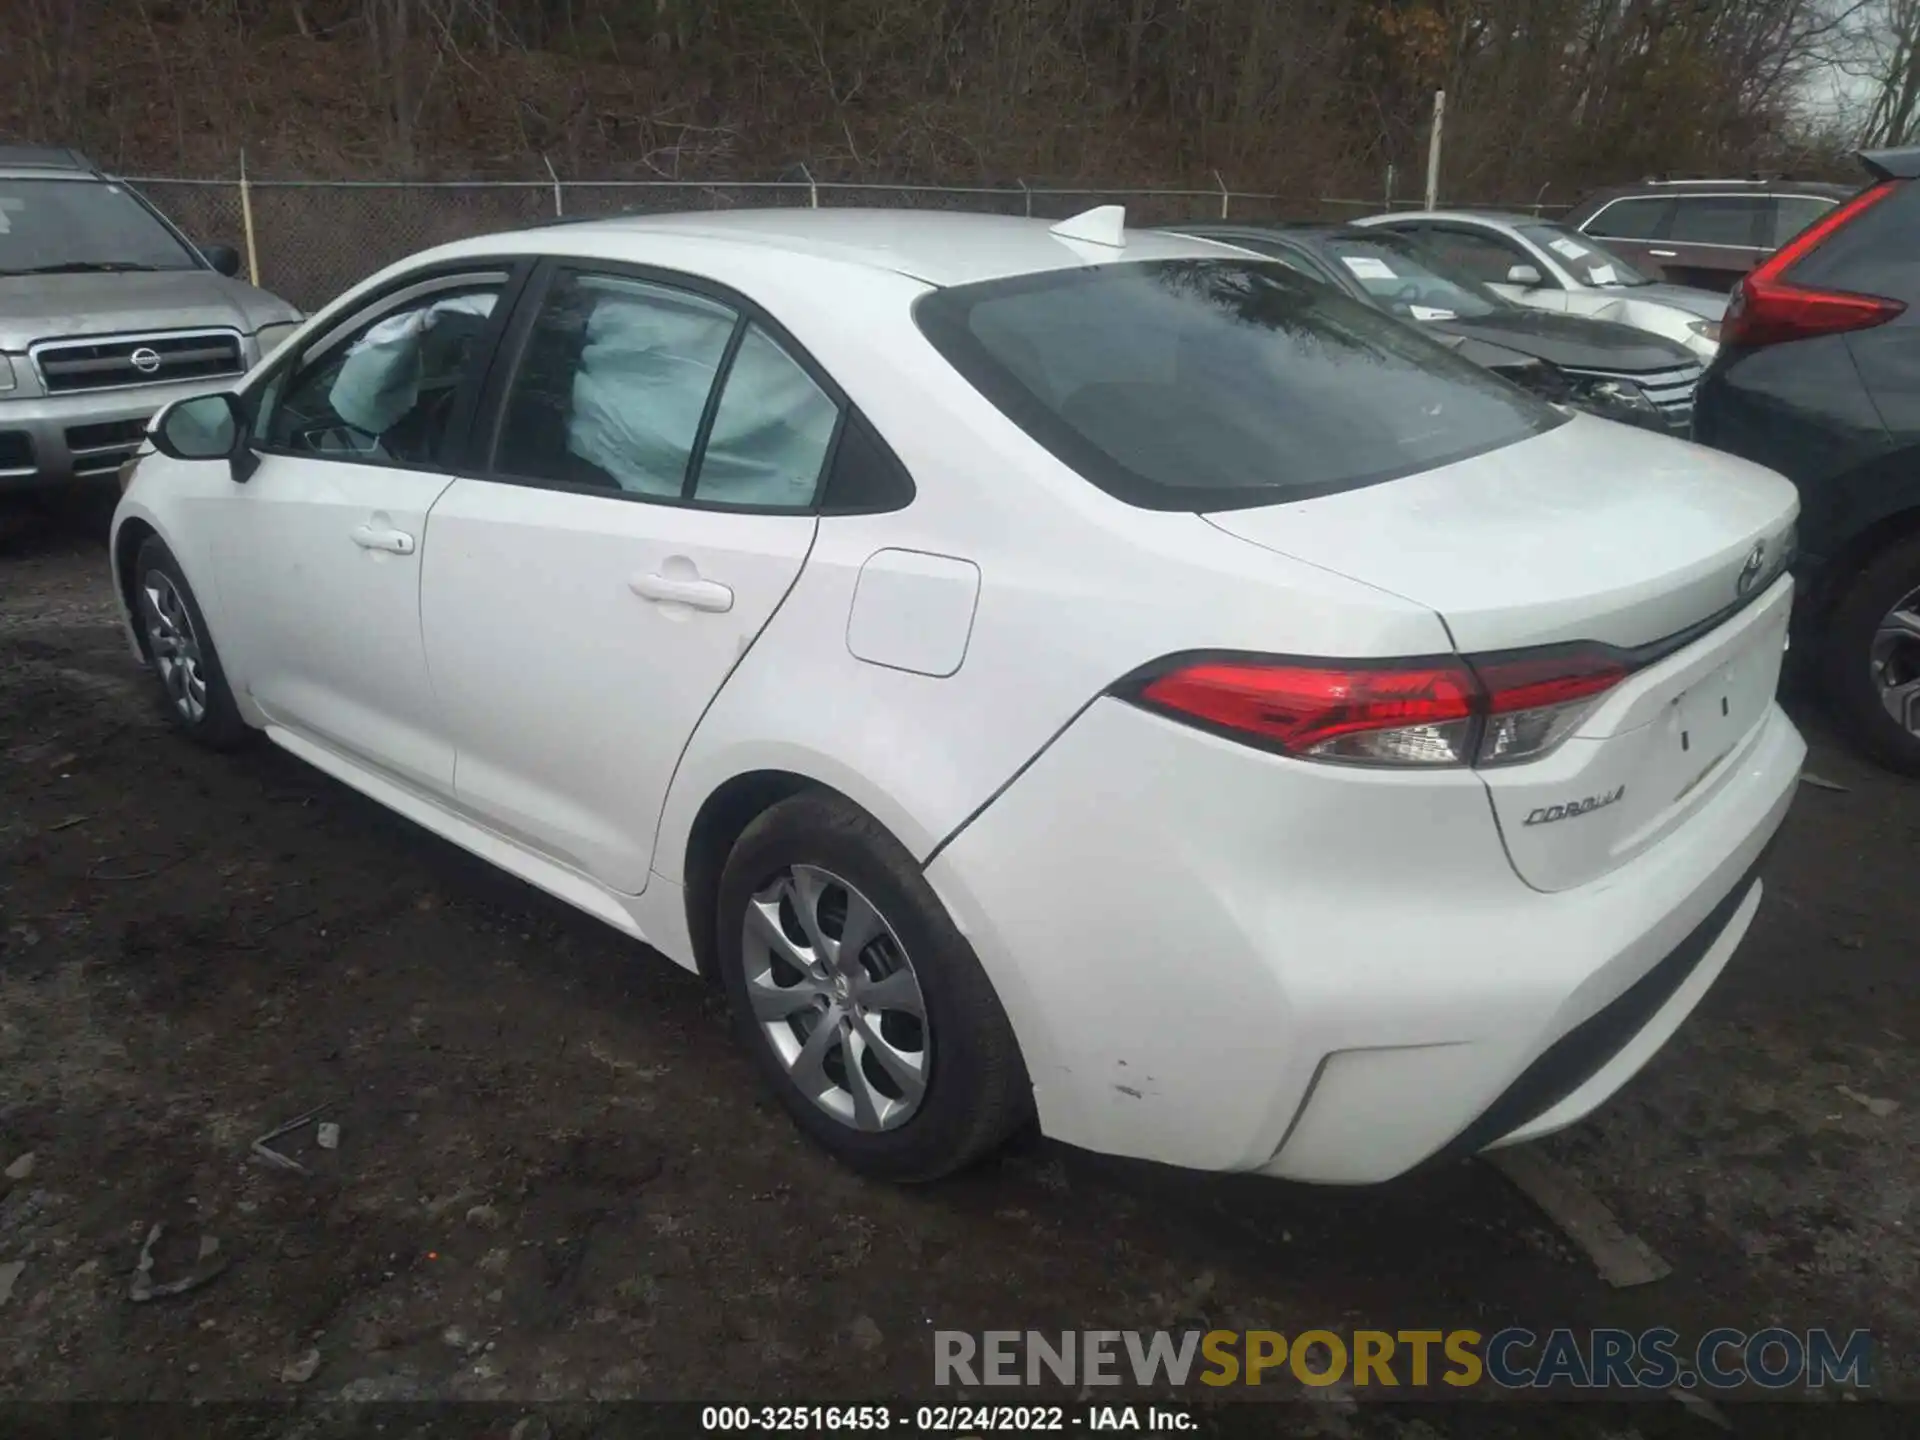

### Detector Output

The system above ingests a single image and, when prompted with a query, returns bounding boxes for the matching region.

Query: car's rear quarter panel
[648,256,1456,888]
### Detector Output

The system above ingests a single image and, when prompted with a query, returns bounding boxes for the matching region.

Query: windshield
[915,259,1562,512]
[0,178,199,275]
[1318,234,1504,320]
[1516,223,1652,288]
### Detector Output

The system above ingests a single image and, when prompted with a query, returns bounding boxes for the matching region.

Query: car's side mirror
[200,243,243,277]
[1506,263,1544,288]
[149,392,258,481]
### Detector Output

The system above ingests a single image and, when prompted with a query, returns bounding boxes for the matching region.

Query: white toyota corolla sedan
[110,205,1804,1185]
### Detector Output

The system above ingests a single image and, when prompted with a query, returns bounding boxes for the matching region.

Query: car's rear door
[420,262,835,893]
[1652,194,1769,291]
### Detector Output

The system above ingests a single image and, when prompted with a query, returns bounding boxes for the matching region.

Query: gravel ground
[2,518,1916,1436]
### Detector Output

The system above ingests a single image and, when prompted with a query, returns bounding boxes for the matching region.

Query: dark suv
[1692,148,1920,771]
[1565,177,1856,292]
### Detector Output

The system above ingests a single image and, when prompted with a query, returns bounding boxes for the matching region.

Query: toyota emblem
[129,346,163,375]
[1736,540,1767,597]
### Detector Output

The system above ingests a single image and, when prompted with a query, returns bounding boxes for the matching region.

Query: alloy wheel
[140,569,208,724]
[1871,585,1920,737]
[740,864,930,1132]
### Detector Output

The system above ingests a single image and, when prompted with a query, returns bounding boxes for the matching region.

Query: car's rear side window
[914,259,1564,512]
[1768,195,1835,248]
[1667,195,1768,247]
[1788,182,1919,305]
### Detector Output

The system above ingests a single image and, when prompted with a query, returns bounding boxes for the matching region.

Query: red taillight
[1139,660,1478,764]
[1129,647,1632,768]
[1722,182,1907,349]
[1471,648,1629,766]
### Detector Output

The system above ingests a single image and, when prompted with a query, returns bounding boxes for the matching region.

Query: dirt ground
[3,516,1918,1436]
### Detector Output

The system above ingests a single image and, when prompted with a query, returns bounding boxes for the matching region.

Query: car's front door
[211,269,513,796]
[420,264,836,893]
[1575,194,1674,278]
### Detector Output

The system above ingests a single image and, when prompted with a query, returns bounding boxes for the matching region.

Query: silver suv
[0,146,301,494]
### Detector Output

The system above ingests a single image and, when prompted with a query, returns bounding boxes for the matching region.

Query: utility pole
[1424,90,1446,210]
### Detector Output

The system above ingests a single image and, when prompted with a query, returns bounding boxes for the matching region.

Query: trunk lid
[1204,415,1799,891]
[1203,414,1795,653]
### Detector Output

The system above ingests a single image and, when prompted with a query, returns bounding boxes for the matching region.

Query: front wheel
[716,791,1031,1181]
[1823,532,1920,775]
[133,536,251,750]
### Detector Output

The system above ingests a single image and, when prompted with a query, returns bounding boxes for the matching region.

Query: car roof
[447,207,1247,288]
[1161,220,1339,240]
[1182,221,1423,242]
[0,144,96,179]
[1577,177,1855,201]
[1362,209,1542,228]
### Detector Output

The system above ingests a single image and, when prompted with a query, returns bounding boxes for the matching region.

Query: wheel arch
[111,512,163,661]
[1806,496,1920,629]
[680,768,867,984]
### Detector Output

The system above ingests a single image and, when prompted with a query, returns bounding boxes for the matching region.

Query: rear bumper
[927,695,1803,1183]
[0,376,235,492]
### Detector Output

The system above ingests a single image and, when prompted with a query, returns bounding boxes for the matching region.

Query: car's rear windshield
[914,259,1564,512]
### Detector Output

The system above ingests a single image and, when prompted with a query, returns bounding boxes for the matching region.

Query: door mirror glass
[1506,263,1544,288]
[151,392,245,460]
[200,242,243,277]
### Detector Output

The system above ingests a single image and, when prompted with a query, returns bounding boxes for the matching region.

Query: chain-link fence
[125,173,1570,314]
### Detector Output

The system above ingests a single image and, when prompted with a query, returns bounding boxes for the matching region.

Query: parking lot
[1,519,1917,1431]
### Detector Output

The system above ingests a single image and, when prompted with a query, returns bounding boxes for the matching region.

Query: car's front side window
[1584,196,1672,241]
[260,278,505,466]
[494,268,840,511]
[1421,226,1541,287]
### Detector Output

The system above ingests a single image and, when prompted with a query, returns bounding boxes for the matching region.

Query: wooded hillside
[3,1,1897,192]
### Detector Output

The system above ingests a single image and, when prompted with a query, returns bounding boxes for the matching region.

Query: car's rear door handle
[1648,249,1678,258]
[351,524,416,555]
[629,572,734,613]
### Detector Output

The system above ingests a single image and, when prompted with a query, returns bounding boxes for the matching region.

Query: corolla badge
[1523,785,1626,826]
[1736,540,1767,597]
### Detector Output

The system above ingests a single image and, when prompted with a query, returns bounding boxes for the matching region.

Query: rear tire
[716,791,1031,1181]
[1822,532,1920,775]
[133,537,252,751]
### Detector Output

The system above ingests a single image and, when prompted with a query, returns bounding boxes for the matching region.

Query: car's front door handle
[1648,249,1678,258]
[629,572,734,613]
[351,524,416,555]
